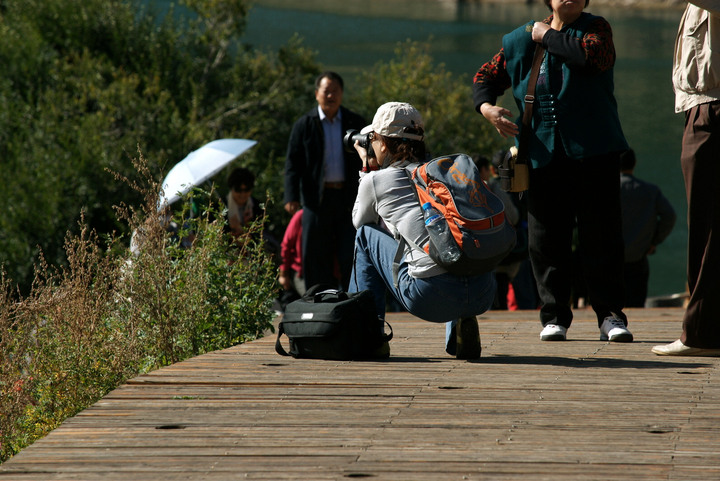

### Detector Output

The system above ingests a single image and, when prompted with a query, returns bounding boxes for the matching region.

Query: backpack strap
[391,166,431,288]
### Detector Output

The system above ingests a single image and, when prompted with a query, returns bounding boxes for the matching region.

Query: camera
[343,129,372,153]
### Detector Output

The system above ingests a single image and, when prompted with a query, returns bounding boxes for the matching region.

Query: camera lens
[343,129,366,152]
[343,129,375,159]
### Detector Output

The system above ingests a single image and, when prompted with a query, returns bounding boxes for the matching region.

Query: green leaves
[354,40,504,159]
[0,0,312,292]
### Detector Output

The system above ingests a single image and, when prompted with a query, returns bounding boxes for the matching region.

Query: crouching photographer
[348,101,497,359]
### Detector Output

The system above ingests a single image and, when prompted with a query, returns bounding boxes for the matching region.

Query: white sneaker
[600,314,633,342]
[540,324,567,341]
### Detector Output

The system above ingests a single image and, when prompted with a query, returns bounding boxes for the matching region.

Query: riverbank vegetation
[0,0,503,462]
[1,151,278,461]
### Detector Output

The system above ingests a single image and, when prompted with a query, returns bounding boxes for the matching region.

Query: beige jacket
[673,1,720,112]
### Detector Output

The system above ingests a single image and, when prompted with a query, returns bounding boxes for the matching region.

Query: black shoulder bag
[275,284,393,360]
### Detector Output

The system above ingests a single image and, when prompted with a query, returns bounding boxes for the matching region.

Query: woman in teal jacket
[473,0,633,343]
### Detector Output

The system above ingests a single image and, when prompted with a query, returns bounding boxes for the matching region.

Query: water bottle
[422,202,462,264]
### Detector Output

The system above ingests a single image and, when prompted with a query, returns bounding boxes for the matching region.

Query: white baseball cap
[360,102,424,141]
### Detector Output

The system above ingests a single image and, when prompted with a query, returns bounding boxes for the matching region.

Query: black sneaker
[456,316,481,359]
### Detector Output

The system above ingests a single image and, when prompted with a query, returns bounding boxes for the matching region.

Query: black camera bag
[275,285,392,360]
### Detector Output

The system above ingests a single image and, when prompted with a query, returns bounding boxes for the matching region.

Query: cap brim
[360,125,373,135]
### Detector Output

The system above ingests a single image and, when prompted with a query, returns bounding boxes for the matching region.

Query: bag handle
[517,44,545,165]
[382,320,394,342]
[275,323,290,356]
[303,284,349,303]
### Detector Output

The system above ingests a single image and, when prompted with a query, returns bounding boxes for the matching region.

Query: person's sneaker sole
[541,334,566,341]
[600,332,634,342]
[456,317,481,359]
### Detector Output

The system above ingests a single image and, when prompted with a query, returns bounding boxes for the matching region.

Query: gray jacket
[352,163,445,278]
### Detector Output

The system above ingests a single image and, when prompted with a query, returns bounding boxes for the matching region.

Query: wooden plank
[2,308,719,480]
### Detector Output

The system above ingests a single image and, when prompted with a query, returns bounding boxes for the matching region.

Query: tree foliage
[0,1,503,296]
[354,40,506,159]
[0,0,318,293]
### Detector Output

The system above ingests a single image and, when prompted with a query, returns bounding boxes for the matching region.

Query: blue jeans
[349,224,496,348]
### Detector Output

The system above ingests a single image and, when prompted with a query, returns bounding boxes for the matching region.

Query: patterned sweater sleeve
[472,48,512,112]
[473,16,616,111]
[542,16,616,73]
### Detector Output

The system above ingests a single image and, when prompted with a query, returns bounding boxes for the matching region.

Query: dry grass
[0,150,277,462]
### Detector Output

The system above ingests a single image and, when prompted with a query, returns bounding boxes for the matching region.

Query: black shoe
[446,324,457,356]
[456,316,481,359]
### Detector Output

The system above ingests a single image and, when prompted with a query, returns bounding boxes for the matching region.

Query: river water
[240,1,687,298]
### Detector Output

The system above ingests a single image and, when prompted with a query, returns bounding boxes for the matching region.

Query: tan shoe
[651,339,720,357]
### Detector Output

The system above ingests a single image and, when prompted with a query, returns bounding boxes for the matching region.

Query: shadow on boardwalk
[2,308,719,480]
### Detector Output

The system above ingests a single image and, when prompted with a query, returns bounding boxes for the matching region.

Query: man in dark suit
[284,71,366,291]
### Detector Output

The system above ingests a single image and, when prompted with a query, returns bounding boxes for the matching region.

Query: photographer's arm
[353,140,380,172]
[351,169,381,229]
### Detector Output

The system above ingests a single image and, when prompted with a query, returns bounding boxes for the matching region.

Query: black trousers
[681,101,720,349]
[623,257,650,308]
[301,189,356,291]
[527,148,626,329]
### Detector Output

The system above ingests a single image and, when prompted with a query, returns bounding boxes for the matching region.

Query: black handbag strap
[381,320,394,342]
[517,44,545,164]
[275,323,290,356]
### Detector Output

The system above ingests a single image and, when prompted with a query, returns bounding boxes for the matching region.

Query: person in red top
[278,209,305,298]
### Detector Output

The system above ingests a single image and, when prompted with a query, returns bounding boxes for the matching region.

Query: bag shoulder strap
[518,44,546,164]
[522,44,545,127]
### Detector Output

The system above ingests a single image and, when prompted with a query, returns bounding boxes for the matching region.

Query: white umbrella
[158,138,257,210]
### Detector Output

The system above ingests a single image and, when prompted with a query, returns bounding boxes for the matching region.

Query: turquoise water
[240,1,688,298]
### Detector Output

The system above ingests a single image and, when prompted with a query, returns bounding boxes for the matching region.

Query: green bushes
[0,152,277,462]
[0,0,318,293]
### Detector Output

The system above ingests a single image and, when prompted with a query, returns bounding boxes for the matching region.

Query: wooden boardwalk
[2,308,719,480]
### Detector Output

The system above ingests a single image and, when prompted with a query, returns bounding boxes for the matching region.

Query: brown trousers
[681,100,720,348]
